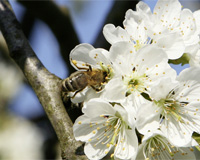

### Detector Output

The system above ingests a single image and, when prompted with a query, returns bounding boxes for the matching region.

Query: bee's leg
[71,89,83,98]
[88,65,92,71]
[62,91,70,104]
[71,59,91,70]
[91,85,102,92]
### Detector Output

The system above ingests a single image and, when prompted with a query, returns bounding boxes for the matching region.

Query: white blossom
[101,41,176,115]
[136,67,200,147]
[73,98,138,160]
[103,0,200,59]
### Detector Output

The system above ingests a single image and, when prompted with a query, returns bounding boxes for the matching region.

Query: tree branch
[0,0,86,159]
[18,0,79,74]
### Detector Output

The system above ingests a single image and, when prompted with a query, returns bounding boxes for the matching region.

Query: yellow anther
[72,60,77,65]
[92,130,96,134]
[106,143,110,148]
[78,121,82,124]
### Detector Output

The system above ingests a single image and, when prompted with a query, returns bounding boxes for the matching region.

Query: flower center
[99,62,114,82]
[154,90,187,123]
[143,135,187,160]
[123,70,147,96]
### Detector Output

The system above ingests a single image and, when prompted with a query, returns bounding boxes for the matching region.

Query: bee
[62,61,110,101]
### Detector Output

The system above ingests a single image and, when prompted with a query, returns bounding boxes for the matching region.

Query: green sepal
[168,53,190,66]
[192,132,200,151]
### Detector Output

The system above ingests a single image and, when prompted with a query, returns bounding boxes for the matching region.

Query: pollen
[123,147,125,151]
[72,60,77,65]
[78,121,82,124]
[88,139,92,142]
[110,153,114,158]
[106,143,110,148]
[97,127,100,130]
[130,50,133,53]
[92,130,96,134]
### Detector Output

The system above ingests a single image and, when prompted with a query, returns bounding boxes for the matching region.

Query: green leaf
[168,53,190,66]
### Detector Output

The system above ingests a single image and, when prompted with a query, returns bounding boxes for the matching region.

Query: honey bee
[62,61,110,101]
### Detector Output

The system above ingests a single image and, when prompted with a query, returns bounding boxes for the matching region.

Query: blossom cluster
[68,0,200,159]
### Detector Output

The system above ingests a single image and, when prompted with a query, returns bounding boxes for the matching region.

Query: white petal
[101,78,127,102]
[109,41,135,75]
[84,139,112,160]
[88,48,111,67]
[194,10,200,32]
[136,102,160,135]
[70,43,96,70]
[173,148,196,160]
[154,32,185,59]
[178,67,200,83]
[122,92,148,125]
[73,115,103,141]
[114,128,138,160]
[136,1,152,16]
[150,78,178,101]
[103,24,130,44]
[82,98,116,117]
[179,9,198,46]
[161,118,193,147]
[135,45,168,73]
[154,0,181,23]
